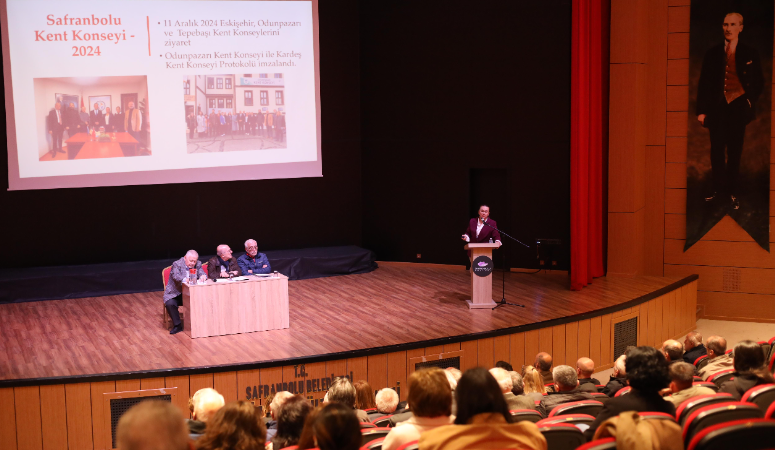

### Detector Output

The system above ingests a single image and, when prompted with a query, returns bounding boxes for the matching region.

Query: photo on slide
[34,75,151,162]
[184,74,287,153]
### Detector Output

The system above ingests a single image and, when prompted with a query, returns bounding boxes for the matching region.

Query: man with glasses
[237,239,272,275]
[206,245,241,279]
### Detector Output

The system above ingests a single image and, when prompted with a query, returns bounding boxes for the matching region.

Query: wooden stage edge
[0,266,698,389]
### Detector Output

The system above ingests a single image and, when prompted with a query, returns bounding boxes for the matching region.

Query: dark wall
[0,0,362,269]
[359,1,572,268]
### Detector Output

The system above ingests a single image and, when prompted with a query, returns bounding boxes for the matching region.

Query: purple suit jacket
[465,218,502,243]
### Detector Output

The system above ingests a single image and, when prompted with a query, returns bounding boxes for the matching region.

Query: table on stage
[181,274,290,338]
[64,132,139,160]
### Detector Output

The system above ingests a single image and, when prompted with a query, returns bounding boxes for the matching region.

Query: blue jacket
[237,252,272,275]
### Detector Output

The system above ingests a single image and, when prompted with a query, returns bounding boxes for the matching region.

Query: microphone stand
[481,220,529,310]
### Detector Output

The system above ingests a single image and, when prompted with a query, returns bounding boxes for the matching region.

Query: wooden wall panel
[460,340,478,371]
[236,369,260,406]
[600,314,612,367]
[645,145,666,275]
[610,0,648,64]
[588,316,602,367]
[509,333,525,370]
[65,383,93,450]
[524,330,539,367]
[213,371,238,403]
[665,264,775,295]
[565,322,578,368]
[348,357,368,382]
[188,374,213,397]
[664,215,771,242]
[386,351,407,401]
[665,188,686,213]
[667,6,690,33]
[493,335,509,364]
[646,0,668,145]
[114,379,140,393]
[90,381,115,450]
[608,209,645,275]
[665,163,686,188]
[538,328,553,364]
[0,388,18,450]
[638,302,649,346]
[577,320,591,361]
[699,291,775,323]
[667,33,689,59]
[424,345,444,356]
[163,376,189,418]
[139,378,164,390]
[666,112,687,136]
[477,338,494,369]
[39,385,67,450]
[666,137,686,161]
[302,362,327,406]
[367,354,388,391]
[552,325,565,367]
[14,386,42,450]
[443,342,461,352]
[667,59,689,85]
[666,86,688,111]
[665,239,775,268]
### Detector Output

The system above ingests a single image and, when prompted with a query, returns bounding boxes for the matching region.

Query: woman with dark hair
[584,346,676,440]
[718,340,775,400]
[269,395,313,450]
[353,380,378,412]
[296,403,361,450]
[195,401,266,450]
[420,367,547,450]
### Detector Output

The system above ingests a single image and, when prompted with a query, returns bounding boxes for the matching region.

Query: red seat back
[692,381,719,392]
[740,383,775,412]
[694,355,708,366]
[548,400,604,418]
[509,409,543,423]
[537,423,585,450]
[676,393,734,426]
[682,402,763,447]
[686,418,775,450]
[360,428,391,446]
[536,414,595,427]
[162,265,172,288]
[576,437,616,450]
[362,437,385,450]
[614,386,631,397]
[394,440,418,450]
[766,401,775,419]
[707,369,735,387]
[370,415,393,427]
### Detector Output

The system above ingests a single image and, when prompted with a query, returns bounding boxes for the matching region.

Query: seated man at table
[164,250,207,335]
[207,245,241,279]
[237,239,272,275]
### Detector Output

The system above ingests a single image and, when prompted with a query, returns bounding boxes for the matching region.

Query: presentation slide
[2,0,321,190]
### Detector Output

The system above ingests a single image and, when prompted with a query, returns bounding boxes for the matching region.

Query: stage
[0,262,696,384]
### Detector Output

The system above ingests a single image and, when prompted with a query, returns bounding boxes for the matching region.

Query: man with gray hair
[602,354,628,397]
[682,331,708,364]
[266,391,294,441]
[327,377,370,422]
[206,244,242,279]
[489,367,535,411]
[543,365,594,414]
[187,387,225,438]
[164,250,207,334]
[698,335,734,380]
[664,362,716,407]
[661,339,685,366]
[237,239,272,275]
[117,400,188,450]
[376,388,399,414]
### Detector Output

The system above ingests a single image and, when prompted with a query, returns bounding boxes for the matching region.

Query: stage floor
[0,263,687,382]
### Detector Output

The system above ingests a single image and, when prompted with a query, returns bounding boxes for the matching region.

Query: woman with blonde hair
[521,365,546,401]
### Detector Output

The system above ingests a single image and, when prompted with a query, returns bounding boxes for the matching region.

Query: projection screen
[1,0,321,190]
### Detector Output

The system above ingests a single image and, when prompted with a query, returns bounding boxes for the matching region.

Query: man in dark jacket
[682,331,708,365]
[206,245,242,279]
[576,357,602,392]
[543,365,595,415]
[696,12,764,209]
[602,355,628,397]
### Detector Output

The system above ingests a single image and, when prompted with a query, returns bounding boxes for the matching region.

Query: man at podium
[462,205,503,247]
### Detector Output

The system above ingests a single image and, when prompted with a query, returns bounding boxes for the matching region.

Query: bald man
[535,352,554,385]
[206,245,242,279]
[661,339,684,366]
[697,335,734,380]
[117,400,188,450]
[576,357,601,392]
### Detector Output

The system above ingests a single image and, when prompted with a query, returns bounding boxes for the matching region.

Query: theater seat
[536,414,595,428]
[363,437,385,450]
[686,418,775,450]
[537,423,585,450]
[576,437,617,450]
[162,265,172,327]
[707,369,735,388]
[766,401,775,419]
[278,447,298,450]
[547,400,604,418]
[371,415,393,427]
[360,422,376,429]
[740,384,775,412]
[589,392,609,403]
[509,409,543,423]
[693,381,719,392]
[614,386,631,397]
[769,348,775,374]
[395,441,418,450]
[595,384,605,393]
[694,355,709,372]
[676,393,734,426]
[361,428,391,446]
[638,411,678,422]
[682,402,763,448]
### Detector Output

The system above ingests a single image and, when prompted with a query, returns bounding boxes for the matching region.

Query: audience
[576,357,601,392]
[196,401,266,450]
[353,380,377,411]
[664,362,716,407]
[117,400,189,450]
[509,370,524,396]
[267,391,294,441]
[376,388,400,415]
[682,331,707,364]
[718,340,775,400]
[535,352,554,385]
[489,367,535,411]
[382,368,453,450]
[495,360,514,371]
[298,403,361,450]
[445,367,462,416]
[585,346,675,440]
[521,365,547,400]
[187,388,225,438]
[697,335,734,380]
[542,365,595,414]
[420,367,547,450]
[602,354,628,397]
[327,377,370,422]
[269,395,313,450]
[661,339,684,367]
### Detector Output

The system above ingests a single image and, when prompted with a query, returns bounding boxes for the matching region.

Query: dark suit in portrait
[113,111,125,132]
[47,108,66,155]
[697,40,764,205]
[90,110,105,129]
[464,218,502,244]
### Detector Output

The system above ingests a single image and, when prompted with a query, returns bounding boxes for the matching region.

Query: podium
[464,243,500,309]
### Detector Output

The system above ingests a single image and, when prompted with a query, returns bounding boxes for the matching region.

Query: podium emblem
[472,256,493,277]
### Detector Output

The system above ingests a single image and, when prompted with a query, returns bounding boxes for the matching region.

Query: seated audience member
[697,335,734,380]
[420,367,547,450]
[270,395,313,450]
[664,362,716,407]
[187,388,225,438]
[164,250,207,335]
[237,239,272,275]
[718,340,775,400]
[326,377,370,422]
[585,346,675,440]
[117,400,189,450]
[495,360,514,371]
[376,388,399,415]
[661,339,684,366]
[535,352,554,385]
[267,391,294,441]
[543,365,595,414]
[297,403,361,450]
[576,357,601,392]
[521,365,547,401]
[489,367,535,411]
[445,367,462,416]
[207,245,242,279]
[593,410,682,449]
[509,371,524,396]
[602,355,628,397]
[383,368,453,450]
[353,380,378,415]
[682,331,708,364]
[196,401,266,450]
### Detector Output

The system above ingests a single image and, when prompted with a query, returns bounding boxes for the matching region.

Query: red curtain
[570,0,608,290]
